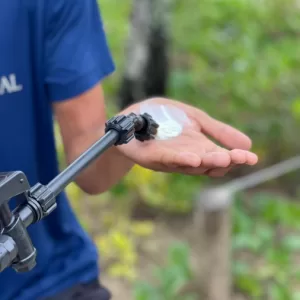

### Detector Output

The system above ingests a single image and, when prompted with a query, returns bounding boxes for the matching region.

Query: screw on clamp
[104,112,159,145]
[132,113,159,142]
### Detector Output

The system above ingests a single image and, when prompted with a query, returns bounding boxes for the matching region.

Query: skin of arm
[53,83,135,195]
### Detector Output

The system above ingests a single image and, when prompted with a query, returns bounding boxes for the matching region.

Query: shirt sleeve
[44,0,115,102]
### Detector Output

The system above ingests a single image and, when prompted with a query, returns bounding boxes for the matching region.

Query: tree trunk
[192,188,233,300]
[119,0,171,109]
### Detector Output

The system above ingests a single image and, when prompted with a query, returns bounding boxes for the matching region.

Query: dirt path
[101,276,133,299]
[101,217,246,300]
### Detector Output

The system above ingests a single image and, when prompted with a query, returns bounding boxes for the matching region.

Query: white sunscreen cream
[140,102,191,141]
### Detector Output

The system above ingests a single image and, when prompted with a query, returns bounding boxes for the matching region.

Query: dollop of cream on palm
[155,119,183,140]
[140,102,190,141]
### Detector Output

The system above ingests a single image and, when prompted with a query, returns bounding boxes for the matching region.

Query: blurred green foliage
[95,219,154,281]
[114,165,204,213]
[134,243,197,300]
[232,192,300,299]
[55,0,300,299]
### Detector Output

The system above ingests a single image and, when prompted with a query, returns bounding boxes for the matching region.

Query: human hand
[118,98,258,177]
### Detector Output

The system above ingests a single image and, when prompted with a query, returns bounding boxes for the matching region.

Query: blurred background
[56,0,300,299]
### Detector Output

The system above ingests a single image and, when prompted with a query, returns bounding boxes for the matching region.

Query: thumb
[155,148,201,168]
[166,100,253,150]
[198,112,252,150]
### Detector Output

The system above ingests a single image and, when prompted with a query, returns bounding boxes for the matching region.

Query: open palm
[119,98,258,177]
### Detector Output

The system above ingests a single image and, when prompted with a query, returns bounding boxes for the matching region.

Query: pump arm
[0,112,158,273]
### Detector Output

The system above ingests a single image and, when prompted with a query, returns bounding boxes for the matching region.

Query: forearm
[66,124,135,194]
[54,85,140,195]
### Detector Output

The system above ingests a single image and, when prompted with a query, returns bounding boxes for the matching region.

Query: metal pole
[47,130,119,197]
[225,156,300,192]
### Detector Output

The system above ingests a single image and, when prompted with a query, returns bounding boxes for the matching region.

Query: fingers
[201,151,231,168]
[156,148,258,171]
[138,126,258,177]
[181,105,252,151]
[173,149,258,177]
[200,116,252,151]
[172,151,202,168]
[157,149,202,168]
[174,100,253,150]
[230,149,258,165]
[206,164,234,177]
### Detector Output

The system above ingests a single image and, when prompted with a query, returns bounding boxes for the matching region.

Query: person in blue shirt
[0,1,258,299]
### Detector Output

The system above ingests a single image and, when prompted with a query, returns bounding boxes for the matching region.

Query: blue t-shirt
[0,1,115,299]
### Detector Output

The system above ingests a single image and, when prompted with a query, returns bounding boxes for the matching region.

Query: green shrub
[232,192,300,299]
[134,242,196,300]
